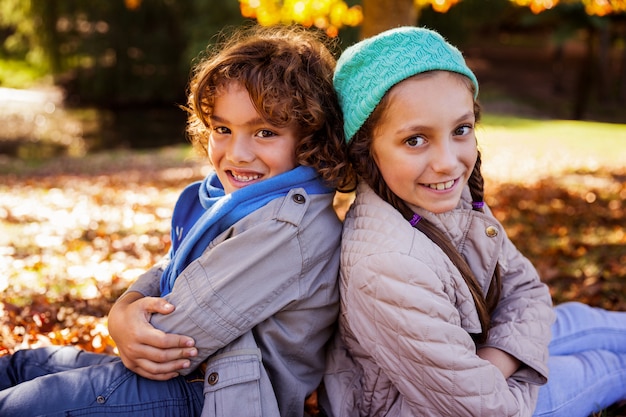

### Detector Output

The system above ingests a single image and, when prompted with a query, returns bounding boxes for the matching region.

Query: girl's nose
[431,139,457,173]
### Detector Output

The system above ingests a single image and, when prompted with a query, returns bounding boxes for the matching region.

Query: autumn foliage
[239,0,363,37]
[236,0,626,35]
[509,0,626,15]
[0,149,209,356]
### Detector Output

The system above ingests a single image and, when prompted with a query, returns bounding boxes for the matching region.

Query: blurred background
[0,0,624,158]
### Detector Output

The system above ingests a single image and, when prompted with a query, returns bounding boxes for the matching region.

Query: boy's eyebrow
[209,114,266,126]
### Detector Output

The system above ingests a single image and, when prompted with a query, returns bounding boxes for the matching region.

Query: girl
[321,26,626,417]
[0,25,354,417]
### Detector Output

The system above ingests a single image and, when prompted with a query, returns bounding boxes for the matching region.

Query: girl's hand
[477,347,521,379]
[108,292,197,380]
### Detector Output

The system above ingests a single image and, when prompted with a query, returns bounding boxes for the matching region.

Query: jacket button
[485,225,498,238]
[96,396,106,404]
[292,193,305,204]
[207,372,219,385]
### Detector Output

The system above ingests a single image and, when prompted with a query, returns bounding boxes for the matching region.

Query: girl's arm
[479,215,555,386]
[345,252,537,417]
[477,346,521,379]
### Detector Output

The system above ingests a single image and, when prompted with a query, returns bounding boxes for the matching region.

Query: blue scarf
[160,166,332,295]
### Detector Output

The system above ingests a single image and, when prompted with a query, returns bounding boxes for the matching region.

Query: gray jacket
[322,183,555,417]
[129,188,341,417]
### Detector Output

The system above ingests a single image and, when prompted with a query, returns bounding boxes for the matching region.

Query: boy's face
[371,72,478,214]
[207,82,299,194]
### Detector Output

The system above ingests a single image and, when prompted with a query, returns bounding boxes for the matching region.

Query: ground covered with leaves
[0,147,210,355]
[1,144,625,414]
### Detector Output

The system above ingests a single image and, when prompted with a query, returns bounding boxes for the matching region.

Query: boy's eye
[256,129,276,138]
[405,136,425,147]
[214,126,230,134]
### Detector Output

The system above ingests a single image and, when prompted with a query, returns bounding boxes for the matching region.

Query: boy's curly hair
[185,24,354,191]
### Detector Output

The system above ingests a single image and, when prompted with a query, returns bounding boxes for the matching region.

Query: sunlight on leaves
[239,0,363,37]
[415,0,462,13]
[0,157,206,354]
[124,0,142,11]
[508,0,626,15]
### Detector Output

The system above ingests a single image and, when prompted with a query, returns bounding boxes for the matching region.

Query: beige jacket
[322,183,555,417]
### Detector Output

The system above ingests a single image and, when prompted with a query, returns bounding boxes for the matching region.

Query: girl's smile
[371,71,478,214]
[208,82,298,194]
[423,178,459,191]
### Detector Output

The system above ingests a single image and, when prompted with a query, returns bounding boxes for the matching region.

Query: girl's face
[371,72,478,214]
[208,82,299,194]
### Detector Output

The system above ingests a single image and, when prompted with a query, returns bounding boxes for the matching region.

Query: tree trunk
[596,23,610,102]
[360,0,418,40]
[34,0,61,74]
[572,26,596,120]
[617,35,626,103]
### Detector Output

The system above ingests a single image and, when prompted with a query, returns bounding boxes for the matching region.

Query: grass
[2,112,624,180]
[478,114,626,185]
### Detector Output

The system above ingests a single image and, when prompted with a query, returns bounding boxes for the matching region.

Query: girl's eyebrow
[394,110,475,136]
[455,111,476,124]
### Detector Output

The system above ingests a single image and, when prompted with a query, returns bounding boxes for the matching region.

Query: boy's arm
[150,191,333,373]
[151,216,304,372]
[108,265,197,380]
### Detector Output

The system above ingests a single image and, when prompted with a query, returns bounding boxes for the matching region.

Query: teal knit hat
[334,26,479,143]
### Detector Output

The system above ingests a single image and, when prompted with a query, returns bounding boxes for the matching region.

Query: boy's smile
[208,82,298,194]
[371,71,478,214]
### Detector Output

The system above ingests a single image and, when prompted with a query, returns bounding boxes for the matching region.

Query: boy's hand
[108,292,197,380]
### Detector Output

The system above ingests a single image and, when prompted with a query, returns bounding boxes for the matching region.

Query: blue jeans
[0,346,204,417]
[534,302,626,417]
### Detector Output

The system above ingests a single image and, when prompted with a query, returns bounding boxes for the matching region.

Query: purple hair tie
[472,201,485,210]
[409,213,421,226]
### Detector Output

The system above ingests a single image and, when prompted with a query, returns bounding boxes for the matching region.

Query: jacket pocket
[201,350,263,417]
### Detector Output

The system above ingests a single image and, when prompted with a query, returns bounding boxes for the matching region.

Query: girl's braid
[467,150,502,326]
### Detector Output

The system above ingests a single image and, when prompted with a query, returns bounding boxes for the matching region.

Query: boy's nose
[227,135,254,163]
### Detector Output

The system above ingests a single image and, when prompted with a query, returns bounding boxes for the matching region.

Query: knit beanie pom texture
[334,26,479,143]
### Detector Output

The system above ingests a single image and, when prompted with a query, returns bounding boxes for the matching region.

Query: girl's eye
[454,125,472,136]
[256,129,276,138]
[405,136,425,148]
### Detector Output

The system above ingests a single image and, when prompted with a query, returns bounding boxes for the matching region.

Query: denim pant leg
[0,346,119,390]
[0,346,204,417]
[534,302,626,417]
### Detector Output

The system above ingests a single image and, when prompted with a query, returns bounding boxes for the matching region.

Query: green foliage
[0,0,247,105]
[0,0,43,66]
[182,1,246,65]
[0,59,47,88]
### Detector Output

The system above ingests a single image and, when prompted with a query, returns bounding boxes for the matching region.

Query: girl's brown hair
[349,71,501,344]
[185,24,354,191]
